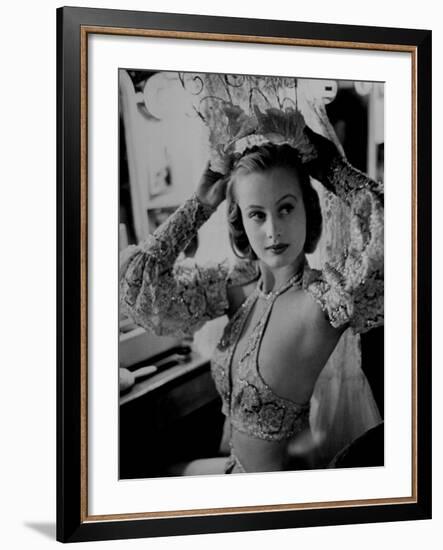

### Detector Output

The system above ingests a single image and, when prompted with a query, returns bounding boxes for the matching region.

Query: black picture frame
[57,6,432,543]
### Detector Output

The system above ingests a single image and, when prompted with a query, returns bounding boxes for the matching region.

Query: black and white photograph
[118,70,385,478]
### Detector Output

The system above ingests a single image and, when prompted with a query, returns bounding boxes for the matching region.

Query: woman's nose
[266,218,281,241]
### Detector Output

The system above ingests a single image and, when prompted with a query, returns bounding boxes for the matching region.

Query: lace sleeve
[120,194,258,337]
[306,156,384,334]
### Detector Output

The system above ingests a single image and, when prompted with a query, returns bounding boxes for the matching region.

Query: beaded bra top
[211,273,311,442]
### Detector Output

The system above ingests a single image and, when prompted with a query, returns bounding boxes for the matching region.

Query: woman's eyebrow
[245,194,298,210]
[276,193,298,204]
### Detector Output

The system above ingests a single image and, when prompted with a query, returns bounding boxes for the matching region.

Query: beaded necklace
[255,268,304,301]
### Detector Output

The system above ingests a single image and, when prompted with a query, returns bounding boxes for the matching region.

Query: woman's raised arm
[303,127,384,334]
[119,169,257,338]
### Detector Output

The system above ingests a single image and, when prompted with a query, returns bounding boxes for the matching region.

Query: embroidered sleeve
[119,194,258,337]
[306,157,384,334]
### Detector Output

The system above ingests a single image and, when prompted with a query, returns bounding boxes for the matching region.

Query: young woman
[120,128,383,474]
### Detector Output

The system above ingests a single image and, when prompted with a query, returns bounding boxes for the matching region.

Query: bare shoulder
[264,287,346,373]
[283,287,346,339]
[259,288,346,402]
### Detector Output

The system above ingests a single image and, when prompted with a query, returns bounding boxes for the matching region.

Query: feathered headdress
[178,73,318,174]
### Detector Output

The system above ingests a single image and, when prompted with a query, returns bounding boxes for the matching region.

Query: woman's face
[234,166,307,270]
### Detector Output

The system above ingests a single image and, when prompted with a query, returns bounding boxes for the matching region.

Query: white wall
[1,1,439,549]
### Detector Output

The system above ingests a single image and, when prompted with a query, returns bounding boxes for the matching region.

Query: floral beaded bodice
[211,275,311,442]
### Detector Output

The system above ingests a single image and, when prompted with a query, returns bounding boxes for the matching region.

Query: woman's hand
[303,126,342,186]
[196,165,228,210]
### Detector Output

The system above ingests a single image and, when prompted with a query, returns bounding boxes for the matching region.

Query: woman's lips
[266,244,289,255]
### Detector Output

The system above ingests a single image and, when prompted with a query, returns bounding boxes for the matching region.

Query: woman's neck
[258,253,305,294]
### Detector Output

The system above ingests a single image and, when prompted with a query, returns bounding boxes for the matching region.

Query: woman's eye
[248,211,265,221]
[280,204,294,215]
